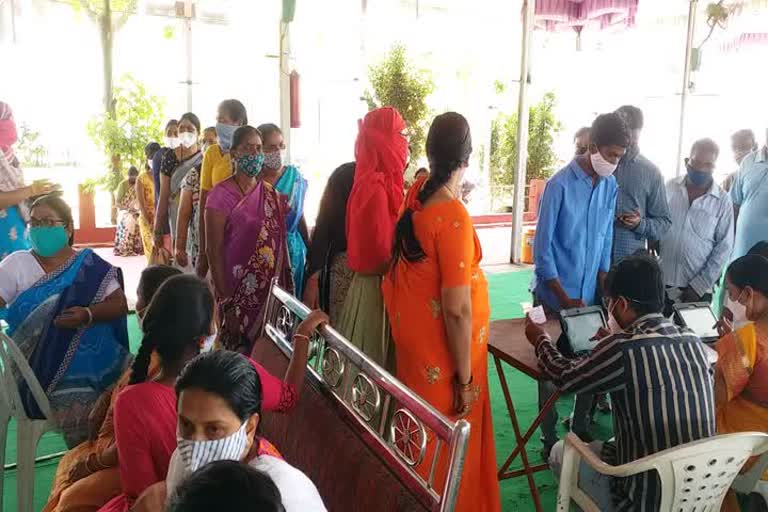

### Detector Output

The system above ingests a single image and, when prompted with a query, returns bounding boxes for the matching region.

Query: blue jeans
[549,440,616,511]
[539,380,595,447]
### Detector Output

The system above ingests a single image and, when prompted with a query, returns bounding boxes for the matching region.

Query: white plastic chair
[0,332,58,512]
[557,431,768,512]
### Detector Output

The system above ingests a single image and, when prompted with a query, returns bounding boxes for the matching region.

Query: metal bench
[252,281,469,512]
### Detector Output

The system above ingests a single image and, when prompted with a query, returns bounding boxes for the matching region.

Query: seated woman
[167,460,284,512]
[0,194,129,447]
[205,125,293,353]
[101,274,324,512]
[257,123,309,298]
[716,254,768,511]
[165,350,326,512]
[43,265,182,512]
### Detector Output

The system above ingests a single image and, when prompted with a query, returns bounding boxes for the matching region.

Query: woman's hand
[716,315,734,338]
[302,273,320,309]
[195,254,209,279]
[28,179,57,197]
[453,376,476,419]
[296,309,329,338]
[54,307,90,329]
[175,248,189,268]
[153,230,164,248]
[68,458,92,483]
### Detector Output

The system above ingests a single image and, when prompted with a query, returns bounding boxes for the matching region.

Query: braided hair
[129,274,214,385]
[392,112,472,263]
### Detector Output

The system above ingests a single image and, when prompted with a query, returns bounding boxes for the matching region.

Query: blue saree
[3,248,130,447]
[275,165,308,297]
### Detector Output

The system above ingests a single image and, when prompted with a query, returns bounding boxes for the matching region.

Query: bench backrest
[253,282,469,512]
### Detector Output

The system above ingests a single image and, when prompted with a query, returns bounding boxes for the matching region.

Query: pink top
[98,357,295,512]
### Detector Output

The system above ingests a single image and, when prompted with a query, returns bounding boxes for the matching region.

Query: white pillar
[510,0,535,264]
[676,0,698,176]
[279,20,292,161]
[184,16,193,111]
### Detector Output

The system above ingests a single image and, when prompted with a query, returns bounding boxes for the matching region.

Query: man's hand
[619,210,642,230]
[591,326,612,341]
[680,286,702,304]
[525,316,549,347]
[561,297,586,310]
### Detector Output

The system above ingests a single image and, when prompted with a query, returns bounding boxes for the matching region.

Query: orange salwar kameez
[383,194,501,512]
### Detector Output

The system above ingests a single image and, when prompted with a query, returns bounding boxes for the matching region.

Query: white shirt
[165,448,327,512]
[660,177,734,296]
[0,250,120,305]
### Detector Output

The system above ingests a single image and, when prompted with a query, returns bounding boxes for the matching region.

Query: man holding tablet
[532,112,628,454]
[526,255,715,511]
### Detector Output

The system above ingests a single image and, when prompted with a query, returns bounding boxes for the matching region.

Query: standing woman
[136,160,156,262]
[0,101,55,259]
[174,159,201,270]
[258,124,309,298]
[196,99,248,278]
[113,167,143,257]
[382,113,501,511]
[205,126,292,354]
[303,161,355,325]
[338,107,408,368]
[0,195,130,447]
[154,113,202,256]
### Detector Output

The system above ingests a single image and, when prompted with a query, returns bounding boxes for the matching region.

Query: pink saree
[207,179,294,353]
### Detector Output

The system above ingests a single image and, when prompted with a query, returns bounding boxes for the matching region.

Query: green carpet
[10,272,612,511]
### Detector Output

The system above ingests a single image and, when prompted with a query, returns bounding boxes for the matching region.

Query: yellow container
[521,228,536,264]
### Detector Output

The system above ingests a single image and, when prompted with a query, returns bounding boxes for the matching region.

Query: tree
[363,43,435,166]
[490,91,563,199]
[87,75,165,192]
[16,123,47,168]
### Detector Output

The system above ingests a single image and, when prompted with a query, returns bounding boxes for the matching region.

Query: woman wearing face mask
[113,166,143,257]
[383,112,501,512]
[206,126,293,353]
[43,265,181,512]
[0,195,130,447]
[196,99,248,279]
[154,113,202,259]
[337,107,408,368]
[257,123,309,298]
[165,350,326,512]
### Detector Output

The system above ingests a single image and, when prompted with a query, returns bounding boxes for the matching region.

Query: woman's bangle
[84,307,93,327]
[293,333,311,344]
[454,374,473,390]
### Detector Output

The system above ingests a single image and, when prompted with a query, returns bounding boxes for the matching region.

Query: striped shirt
[660,177,734,296]
[536,314,715,511]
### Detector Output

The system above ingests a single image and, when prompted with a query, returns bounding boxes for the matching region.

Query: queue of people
[0,92,767,511]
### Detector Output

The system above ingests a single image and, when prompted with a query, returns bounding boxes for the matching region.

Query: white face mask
[607,299,624,334]
[590,150,618,177]
[177,421,248,473]
[179,132,197,149]
[165,136,181,150]
[726,294,749,327]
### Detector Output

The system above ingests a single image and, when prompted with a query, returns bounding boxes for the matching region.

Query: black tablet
[560,306,607,354]
[673,302,719,343]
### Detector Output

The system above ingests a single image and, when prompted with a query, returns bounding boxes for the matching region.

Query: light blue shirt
[660,177,734,296]
[533,160,617,311]
[731,148,768,260]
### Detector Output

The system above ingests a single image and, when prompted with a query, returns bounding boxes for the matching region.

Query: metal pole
[675,0,698,176]
[510,0,534,264]
[184,16,193,111]
[279,20,292,161]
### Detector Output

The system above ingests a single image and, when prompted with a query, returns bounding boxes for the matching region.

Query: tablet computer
[560,306,607,355]
[673,302,719,344]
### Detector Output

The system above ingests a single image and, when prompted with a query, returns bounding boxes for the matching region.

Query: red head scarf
[0,102,18,162]
[346,107,409,273]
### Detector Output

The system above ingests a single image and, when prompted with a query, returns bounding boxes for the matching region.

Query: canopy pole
[510,0,535,264]
[184,17,193,111]
[280,20,292,161]
[676,0,698,176]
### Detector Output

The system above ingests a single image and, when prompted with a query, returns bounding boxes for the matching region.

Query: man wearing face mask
[532,112,628,453]
[612,106,671,264]
[659,139,734,312]
[527,254,715,511]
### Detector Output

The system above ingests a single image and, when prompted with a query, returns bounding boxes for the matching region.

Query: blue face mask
[30,226,69,257]
[237,153,265,177]
[686,165,713,188]
[216,123,238,151]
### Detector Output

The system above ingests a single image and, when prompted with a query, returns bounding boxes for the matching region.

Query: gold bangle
[293,333,311,343]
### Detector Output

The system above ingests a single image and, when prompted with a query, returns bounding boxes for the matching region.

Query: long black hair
[727,255,768,297]
[31,194,75,246]
[176,351,263,422]
[136,265,182,310]
[392,112,472,263]
[129,274,214,385]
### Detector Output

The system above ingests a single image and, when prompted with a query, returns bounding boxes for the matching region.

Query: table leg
[493,355,545,512]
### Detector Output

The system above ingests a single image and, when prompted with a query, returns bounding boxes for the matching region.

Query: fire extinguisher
[290,70,301,128]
